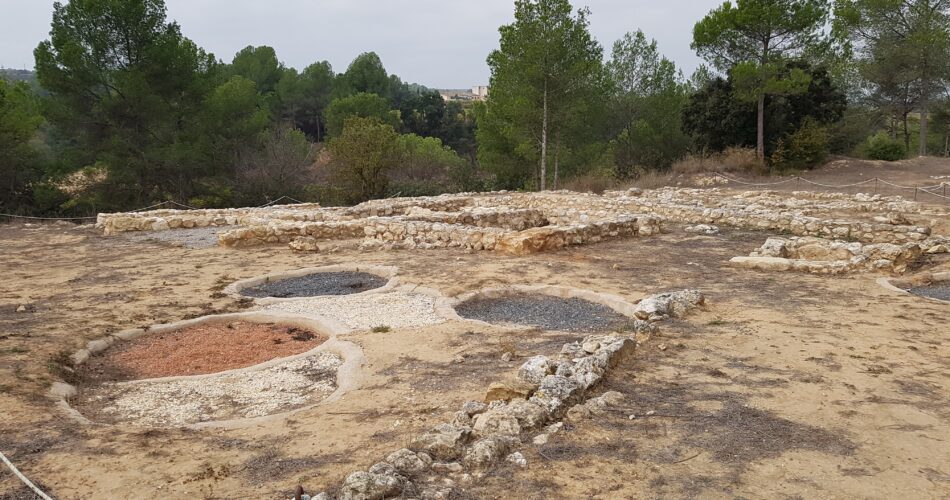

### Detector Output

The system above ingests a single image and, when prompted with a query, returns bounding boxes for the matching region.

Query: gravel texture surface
[241,271,388,298]
[83,352,341,426]
[454,294,630,333]
[124,226,235,249]
[263,291,446,331]
[79,322,326,381]
[908,284,950,301]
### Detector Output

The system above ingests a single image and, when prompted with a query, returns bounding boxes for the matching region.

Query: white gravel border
[51,311,365,430]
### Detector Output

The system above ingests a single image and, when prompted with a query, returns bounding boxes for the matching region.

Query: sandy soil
[1,182,949,498]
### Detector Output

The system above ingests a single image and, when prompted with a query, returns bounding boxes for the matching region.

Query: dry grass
[672,147,765,175]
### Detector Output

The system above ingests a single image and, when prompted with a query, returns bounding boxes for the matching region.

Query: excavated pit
[906,284,950,301]
[454,293,631,333]
[239,271,388,298]
[77,321,327,382]
[71,321,342,427]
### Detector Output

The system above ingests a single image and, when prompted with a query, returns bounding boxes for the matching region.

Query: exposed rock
[506,452,528,467]
[460,400,487,416]
[288,236,320,252]
[386,448,430,474]
[485,381,533,402]
[410,424,470,460]
[517,355,554,384]
[472,408,521,438]
[634,290,705,320]
[463,436,519,467]
[430,462,463,473]
[534,375,582,403]
[504,398,549,429]
[684,224,720,235]
[339,470,402,500]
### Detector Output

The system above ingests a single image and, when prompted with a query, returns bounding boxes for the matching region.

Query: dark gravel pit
[240,271,388,298]
[907,284,950,301]
[454,294,630,333]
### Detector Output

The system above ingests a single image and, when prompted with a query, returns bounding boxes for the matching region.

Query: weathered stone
[504,398,549,429]
[472,409,521,438]
[410,424,470,460]
[506,452,528,467]
[463,436,519,467]
[485,381,533,403]
[517,355,553,384]
[288,236,320,253]
[386,448,429,474]
[339,471,401,500]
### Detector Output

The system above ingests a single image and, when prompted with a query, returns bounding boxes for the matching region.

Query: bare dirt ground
[1,170,949,498]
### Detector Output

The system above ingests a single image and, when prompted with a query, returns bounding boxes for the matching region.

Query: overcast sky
[1,0,721,88]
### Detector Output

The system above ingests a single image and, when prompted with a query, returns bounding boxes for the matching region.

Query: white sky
[0,0,722,88]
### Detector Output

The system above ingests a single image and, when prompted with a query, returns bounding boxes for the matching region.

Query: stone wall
[731,236,929,274]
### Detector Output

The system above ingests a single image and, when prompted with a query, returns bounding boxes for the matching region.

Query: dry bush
[561,171,617,194]
[672,147,765,175]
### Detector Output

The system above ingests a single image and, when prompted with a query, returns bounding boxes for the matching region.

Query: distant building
[471,85,489,100]
[437,85,490,102]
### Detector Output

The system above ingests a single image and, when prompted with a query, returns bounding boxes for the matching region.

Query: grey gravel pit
[454,294,631,333]
[240,271,388,298]
[907,284,950,301]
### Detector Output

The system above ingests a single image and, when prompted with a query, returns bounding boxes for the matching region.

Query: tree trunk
[540,84,548,191]
[903,113,910,151]
[919,77,930,157]
[756,93,765,160]
[553,135,560,190]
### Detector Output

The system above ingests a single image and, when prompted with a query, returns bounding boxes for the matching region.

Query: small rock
[461,400,487,416]
[339,470,401,500]
[288,236,320,253]
[581,341,600,354]
[464,436,519,467]
[517,355,553,384]
[430,462,464,473]
[501,351,513,362]
[386,448,429,473]
[485,381,533,403]
[532,434,549,445]
[15,305,27,313]
[472,409,521,437]
[506,451,528,467]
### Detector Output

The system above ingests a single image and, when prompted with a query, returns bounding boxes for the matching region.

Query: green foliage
[692,0,831,157]
[229,45,284,95]
[325,92,400,138]
[683,61,846,156]
[834,0,950,156]
[479,0,609,190]
[864,132,907,161]
[770,118,830,170]
[327,117,403,203]
[0,79,44,210]
[608,30,690,175]
[34,0,221,208]
[276,61,335,141]
[336,52,391,99]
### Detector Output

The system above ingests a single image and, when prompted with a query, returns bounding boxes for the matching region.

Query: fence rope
[0,451,54,500]
[256,196,304,208]
[0,196,305,222]
[711,172,950,199]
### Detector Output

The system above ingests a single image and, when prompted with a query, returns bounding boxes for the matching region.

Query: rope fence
[712,173,950,201]
[1,451,54,500]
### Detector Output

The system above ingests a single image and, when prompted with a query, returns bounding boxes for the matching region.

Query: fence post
[874,178,878,195]
[914,185,918,201]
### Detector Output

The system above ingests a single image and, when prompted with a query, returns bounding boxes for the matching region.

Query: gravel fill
[81,352,342,426]
[124,226,235,249]
[264,291,446,331]
[908,284,950,301]
[241,271,388,298]
[454,294,630,333]
[78,322,326,382]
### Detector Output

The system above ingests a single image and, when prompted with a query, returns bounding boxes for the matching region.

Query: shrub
[770,118,830,171]
[864,132,907,161]
[671,147,764,175]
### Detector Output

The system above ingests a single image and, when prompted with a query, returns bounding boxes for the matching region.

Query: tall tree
[34,0,220,205]
[230,45,284,95]
[277,61,335,141]
[324,92,400,137]
[692,0,830,159]
[481,0,607,190]
[0,79,44,210]
[337,52,391,99]
[834,0,950,156]
[608,30,690,174]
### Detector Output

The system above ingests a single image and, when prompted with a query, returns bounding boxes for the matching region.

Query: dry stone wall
[99,186,940,255]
